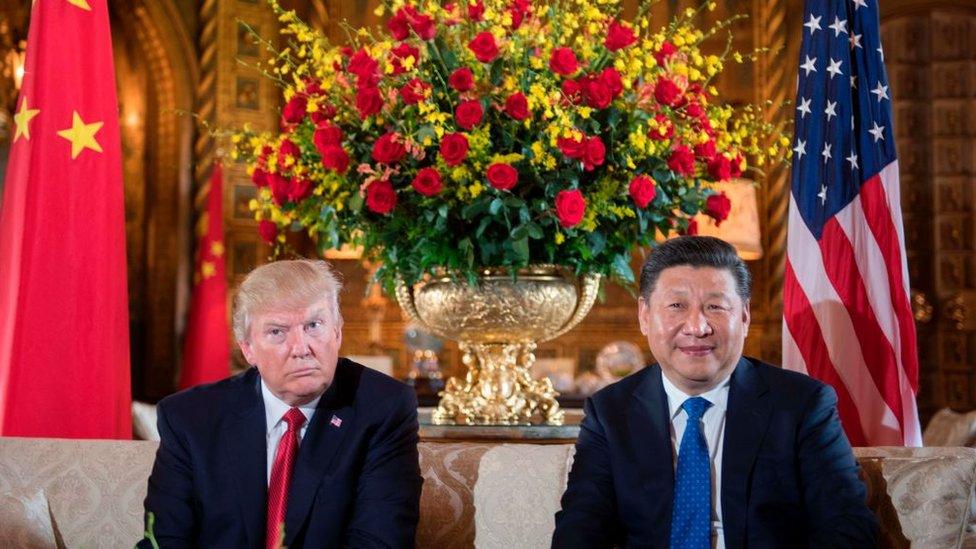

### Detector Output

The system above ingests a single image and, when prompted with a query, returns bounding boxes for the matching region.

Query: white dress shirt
[261,380,320,485]
[661,372,731,549]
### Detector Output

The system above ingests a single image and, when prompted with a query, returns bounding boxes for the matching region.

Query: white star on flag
[804,14,822,34]
[829,16,848,36]
[827,58,843,79]
[825,100,837,121]
[869,121,885,142]
[851,0,867,9]
[794,139,807,160]
[818,184,827,204]
[822,142,832,163]
[846,152,859,170]
[797,97,812,118]
[800,55,818,76]
[871,82,889,102]
[850,33,862,49]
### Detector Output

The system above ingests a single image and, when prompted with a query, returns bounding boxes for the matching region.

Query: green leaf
[511,237,529,263]
[587,231,607,255]
[612,254,636,284]
[489,197,504,215]
[462,198,489,220]
[349,193,364,213]
[527,222,544,240]
[511,224,530,240]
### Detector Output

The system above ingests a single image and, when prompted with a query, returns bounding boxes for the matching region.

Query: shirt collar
[660,368,732,420]
[260,379,321,434]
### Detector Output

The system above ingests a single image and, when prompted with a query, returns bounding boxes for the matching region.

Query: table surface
[417,407,582,442]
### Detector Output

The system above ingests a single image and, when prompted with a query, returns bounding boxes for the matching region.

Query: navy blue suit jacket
[552,357,877,548]
[139,358,422,548]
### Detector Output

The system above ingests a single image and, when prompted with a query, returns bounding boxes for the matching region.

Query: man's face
[638,265,750,395]
[239,298,342,406]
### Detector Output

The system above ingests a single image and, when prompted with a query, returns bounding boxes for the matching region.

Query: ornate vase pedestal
[395,266,601,426]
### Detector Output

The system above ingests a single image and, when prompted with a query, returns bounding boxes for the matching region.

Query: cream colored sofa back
[1,438,974,548]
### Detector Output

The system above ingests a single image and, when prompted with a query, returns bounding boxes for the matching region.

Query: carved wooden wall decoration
[881,1,976,419]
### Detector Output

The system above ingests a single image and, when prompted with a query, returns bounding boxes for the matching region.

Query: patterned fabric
[1,438,974,547]
[670,397,714,549]
[266,408,305,549]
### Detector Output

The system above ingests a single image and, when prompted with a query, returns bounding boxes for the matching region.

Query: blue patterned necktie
[670,396,713,549]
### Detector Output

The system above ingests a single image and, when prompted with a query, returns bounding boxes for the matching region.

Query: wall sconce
[8,40,25,91]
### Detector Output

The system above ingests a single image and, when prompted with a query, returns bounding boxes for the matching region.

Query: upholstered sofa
[1,437,975,548]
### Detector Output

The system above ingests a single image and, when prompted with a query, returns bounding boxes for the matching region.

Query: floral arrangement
[234,0,786,289]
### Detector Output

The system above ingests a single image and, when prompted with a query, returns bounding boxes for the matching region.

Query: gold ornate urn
[395,265,601,425]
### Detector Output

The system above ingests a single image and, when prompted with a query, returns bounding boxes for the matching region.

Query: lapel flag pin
[330,415,342,428]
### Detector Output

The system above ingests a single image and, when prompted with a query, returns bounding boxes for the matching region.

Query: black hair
[638,236,751,300]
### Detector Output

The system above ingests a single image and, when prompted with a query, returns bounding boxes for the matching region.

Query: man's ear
[637,296,650,335]
[238,339,255,365]
[741,299,751,328]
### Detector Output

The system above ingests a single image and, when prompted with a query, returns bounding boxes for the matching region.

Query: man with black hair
[553,236,876,548]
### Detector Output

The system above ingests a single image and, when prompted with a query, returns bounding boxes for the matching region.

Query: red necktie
[266,407,306,549]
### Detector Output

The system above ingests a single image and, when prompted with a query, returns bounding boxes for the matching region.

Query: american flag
[782,0,921,446]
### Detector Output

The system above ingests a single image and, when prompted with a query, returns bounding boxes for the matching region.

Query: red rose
[668,145,696,176]
[258,220,278,243]
[685,101,705,119]
[708,155,733,181]
[600,68,623,98]
[557,135,586,159]
[561,79,582,104]
[449,67,474,92]
[409,13,436,40]
[388,9,410,40]
[401,78,431,104]
[287,177,313,202]
[278,139,301,161]
[270,173,290,205]
[347,49,378,81]
[504,92,530,120]
[439,132,469,166]
[649,114,674,140]
[356,86,383,119]
[583,137,605,171]
[366,179,397,214]
[467,0,485,21]
[549,47,579,76]
[313,124,343,154]
[281,95,307,125]
[705,192,732,226]
[730,154,744,177]
[468,31,499,63]
[252,168,270,188]
[508,0,531,29]
[604,20,637,51]
[455,99,484,130]
[555,189,586,228]
[412,167,443,196]
[654,41,679,66]
[654,77,682,106]
[684,218,699,235]
[583,77,612,109]
[390,42,420,75]
[372,132,407,164]
[694,139,716,160]
[310,105,337,126]
[486,163,518,191]
[628,175,656,208]
[320,145,350,174]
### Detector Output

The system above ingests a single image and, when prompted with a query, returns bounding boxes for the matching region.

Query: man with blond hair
[140,259,422,548]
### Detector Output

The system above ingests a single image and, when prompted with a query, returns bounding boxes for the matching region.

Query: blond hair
[232,259,343,342]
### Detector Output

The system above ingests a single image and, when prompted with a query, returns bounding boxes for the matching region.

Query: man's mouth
[678,345,714,357]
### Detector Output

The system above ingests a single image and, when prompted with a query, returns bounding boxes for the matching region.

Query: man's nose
[287,329,312,356]
[680,308,712,337]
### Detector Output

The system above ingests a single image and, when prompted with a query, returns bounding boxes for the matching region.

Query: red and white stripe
[783,161,922,447]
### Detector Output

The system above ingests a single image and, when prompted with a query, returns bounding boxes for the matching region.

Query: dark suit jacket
[139,358,422,548]
[552,357,877,548]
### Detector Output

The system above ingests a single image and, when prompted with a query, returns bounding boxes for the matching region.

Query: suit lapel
[721,358,771,549]
[223,368,267,548]
[283,359,358,546]
[630,365,674,545]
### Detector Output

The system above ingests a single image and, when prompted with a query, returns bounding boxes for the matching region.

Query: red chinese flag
[178,163,230,389]
[0,0,131,438]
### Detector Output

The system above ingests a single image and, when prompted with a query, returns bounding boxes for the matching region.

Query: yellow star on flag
[201,261,216,279]
[13,98,40,142]
[57,111,104,159]
[210,241,225,257]
[66,0,92,10]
